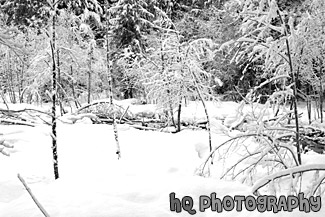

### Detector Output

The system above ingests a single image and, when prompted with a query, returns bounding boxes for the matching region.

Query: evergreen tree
[1,0,50,30]
[108,0,158,54]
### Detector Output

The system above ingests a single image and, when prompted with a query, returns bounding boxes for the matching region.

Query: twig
[199,133,272,175]
[312,172,325,196]
[188,67,213,163]
[220,151,261,179]
[0,92,10,110]
[119,105,130,123]
[17,173,50,217]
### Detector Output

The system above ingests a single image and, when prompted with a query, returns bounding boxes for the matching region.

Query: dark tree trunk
[106,1,121,159]
[320,78,323,123]
[278,9,301,165]
[306,84,312,124]
[176,99,182,133]
[51,3,59,179]
[288,49,301,165]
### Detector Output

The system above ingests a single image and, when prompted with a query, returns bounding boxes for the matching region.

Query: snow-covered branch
[252,164,325,195]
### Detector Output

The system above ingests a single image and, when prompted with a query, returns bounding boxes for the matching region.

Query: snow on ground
[0,101,325,216]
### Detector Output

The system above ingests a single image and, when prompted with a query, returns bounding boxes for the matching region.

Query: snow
[252,164,325,194]
[0,101,325,216]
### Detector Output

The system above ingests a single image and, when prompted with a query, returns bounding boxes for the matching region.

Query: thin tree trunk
[160,37,175,128]
[19,47,26,103]
[307,84,311,124]
[314,90,320,119]
[19,60,25,103]
[168,100,176,128]
[17,69,21,103]
[287,44,301,165]
[7,51,16,103]
[279,11,301,165]
[70,65,80,108]
[190,68,212,160]
[87,45,93,104]
[50,2,59,179]
[106,2,121,159]
[287,98,294,124]
[87,75,91,102]
[57,49,65,115]
[15,57,23,103]
[307,97,312,124]
[319,77,323,123]
[176,98,182,132]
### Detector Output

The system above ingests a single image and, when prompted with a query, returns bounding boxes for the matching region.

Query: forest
[1,0,325,216]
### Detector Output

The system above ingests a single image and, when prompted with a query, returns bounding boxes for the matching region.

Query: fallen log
[65,113,101,124]
[0,118,35,127]
[76,100,125,114]
[76,100,111,113]
[0,108,52,116]
[129,125,158,131]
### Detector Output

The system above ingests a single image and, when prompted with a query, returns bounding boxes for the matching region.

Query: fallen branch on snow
[17,173,50,217]
[0,108,52,116]
[76,100,112,113]
[0,108,53,125]
[129,124,159,131]
[0,118,35,127]
[75,100,124,114]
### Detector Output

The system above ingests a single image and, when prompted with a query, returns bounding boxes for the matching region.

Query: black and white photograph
[0,0,324,216]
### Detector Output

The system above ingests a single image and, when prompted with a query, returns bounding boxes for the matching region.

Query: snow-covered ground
[0,101,324,216]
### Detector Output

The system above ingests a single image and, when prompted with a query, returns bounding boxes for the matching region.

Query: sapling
[105,0,121,159]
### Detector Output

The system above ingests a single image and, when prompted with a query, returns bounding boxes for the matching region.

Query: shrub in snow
[197,91,325,197]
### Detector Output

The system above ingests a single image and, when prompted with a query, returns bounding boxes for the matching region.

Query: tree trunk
[17,66,21,103]
[320,78,323,123]
[307,84,311,124]
[190,68,212,161]
[106,2,121,159]
[176,98,182,133]
[57,49,65,116]
[87,45,93,104]
[70,65,80,108]
[287,98,294,124]
[284,24,301,165]
[168,97,176,128]
[277,10,301,165]
[51,2,59,179]
[87,71,91,104]
[7,51,16,103]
